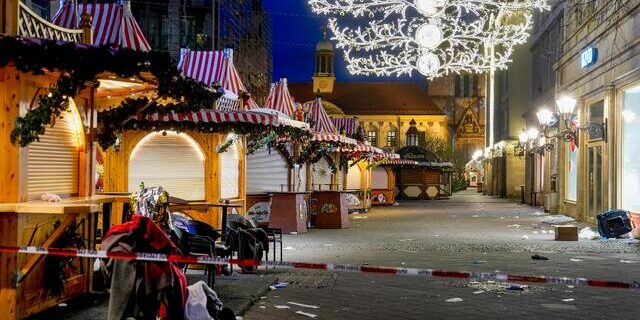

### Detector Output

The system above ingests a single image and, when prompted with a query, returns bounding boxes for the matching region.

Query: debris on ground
[531,254,549,260]
[399,238,414,242]
[283,246,295,250]
[289,232,298,235]
[521,235,529,240]
[569,258,583,262]
[507,224,522,228]
[562,298,575,302]
[541,215,576,225]
[274,305,290,309]
[578,227,599,240]
[456,280,548,295]
[352,216,368,220]
[473,260,487,265]
[620,260,638,263]
[445,298,463,303]
[531,211,547,216]
[269,282,289,290]
[287,302,320,309]
[295,311,318,318]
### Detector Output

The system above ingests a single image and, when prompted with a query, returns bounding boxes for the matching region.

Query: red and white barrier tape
[1,245,638,291]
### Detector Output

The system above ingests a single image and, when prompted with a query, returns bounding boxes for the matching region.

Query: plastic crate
[597,210,632,239]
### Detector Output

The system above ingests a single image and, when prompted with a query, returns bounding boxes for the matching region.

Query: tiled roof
[288,82,444,116]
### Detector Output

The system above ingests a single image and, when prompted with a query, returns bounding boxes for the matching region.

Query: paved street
[244,190,640,319]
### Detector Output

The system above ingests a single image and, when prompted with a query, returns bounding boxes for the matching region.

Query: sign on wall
[581,47,598,69]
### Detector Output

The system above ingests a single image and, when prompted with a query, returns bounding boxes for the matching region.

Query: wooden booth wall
[220,134,240,200]
[312,158,333,190]
[371,166,395,205]
[396,167,443,200]
[1,69,94,319]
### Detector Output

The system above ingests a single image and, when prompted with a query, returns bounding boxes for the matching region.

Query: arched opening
[346,162,362,190]
[27,98,85,200]
[128,131,205,200]
[220,134,240,199]
[372,167,389,190]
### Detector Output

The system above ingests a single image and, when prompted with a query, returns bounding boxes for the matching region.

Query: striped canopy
[304,96,336,134]
[381,159,419,166]
[332,117,358,136]
[52,0,151,51]
[311,133,357,145]
[134,110,274,126]
[264,78,296,116]
[178,49,259,109]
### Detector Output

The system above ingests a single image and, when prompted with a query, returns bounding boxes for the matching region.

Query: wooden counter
[268,192,309,233]
[310,191,349,229]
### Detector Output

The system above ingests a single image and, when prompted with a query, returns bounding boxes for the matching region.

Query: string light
[308,0,549,78]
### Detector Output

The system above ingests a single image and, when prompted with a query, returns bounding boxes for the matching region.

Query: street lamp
[535,95,607,144]
[472,149,483,161]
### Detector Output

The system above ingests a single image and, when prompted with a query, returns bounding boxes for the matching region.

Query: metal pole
[489,40,495,147]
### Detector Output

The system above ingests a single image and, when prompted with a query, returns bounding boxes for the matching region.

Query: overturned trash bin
[597,210,632,239]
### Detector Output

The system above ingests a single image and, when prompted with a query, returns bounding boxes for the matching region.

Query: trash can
[476,182,483,193]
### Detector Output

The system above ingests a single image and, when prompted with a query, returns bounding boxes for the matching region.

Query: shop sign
[581,47,598,68]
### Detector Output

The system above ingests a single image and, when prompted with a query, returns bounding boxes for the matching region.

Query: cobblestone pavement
[244,190,640,319]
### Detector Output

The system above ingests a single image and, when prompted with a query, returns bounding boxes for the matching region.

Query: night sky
[263,0,422,84]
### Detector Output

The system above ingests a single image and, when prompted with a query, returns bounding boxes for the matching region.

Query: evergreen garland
[0,35,222,146]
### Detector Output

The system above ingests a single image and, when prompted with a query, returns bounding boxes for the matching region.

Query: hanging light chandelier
[308,0,549,78]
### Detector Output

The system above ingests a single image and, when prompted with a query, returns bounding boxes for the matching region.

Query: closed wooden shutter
[312,158,332,190]
[399,168,423,184]
[426,170,440,185]
[372,167,388,189]
[128,132,205,200]
[347,163,362,190]
[27,111,79,200]
[247,147,289,193]
[220,135,240,199]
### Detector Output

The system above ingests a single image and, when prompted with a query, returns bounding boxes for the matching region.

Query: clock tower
[312,32,336,95]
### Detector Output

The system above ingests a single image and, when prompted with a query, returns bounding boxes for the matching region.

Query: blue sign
[581,47,598,68]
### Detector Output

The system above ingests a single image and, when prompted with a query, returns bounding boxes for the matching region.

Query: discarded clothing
[103,215,187,320]
[185,281,223,320]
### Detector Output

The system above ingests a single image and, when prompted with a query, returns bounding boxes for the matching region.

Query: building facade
[289,38,448,152]
[428,73,486,160]
[129,0,273,104]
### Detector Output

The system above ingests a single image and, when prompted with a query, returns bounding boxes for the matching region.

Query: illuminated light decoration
[556,95,577,115]
[536,108,554,126]
[131,131,206,161]
[526,128,539,140]
[416,52,441,76]
[518,131,529,144]
[308,0,549,78]
[415,23,442,49]
[414,0,445,16]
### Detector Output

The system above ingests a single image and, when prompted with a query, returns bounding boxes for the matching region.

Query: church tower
[312,32,336,94]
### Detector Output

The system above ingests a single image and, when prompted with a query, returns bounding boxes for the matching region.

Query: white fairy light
[308,0,549,78]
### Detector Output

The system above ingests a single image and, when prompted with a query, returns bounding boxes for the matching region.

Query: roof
[316,40,333,51]
[288,82,444,116]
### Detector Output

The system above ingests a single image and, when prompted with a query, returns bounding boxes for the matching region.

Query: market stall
[245,78,310,232]
[395,146,454,200]
[374,159,418,205]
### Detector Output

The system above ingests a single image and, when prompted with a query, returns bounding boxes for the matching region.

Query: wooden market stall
[395,146,454,200]
[245,78,311,232]
[0,0,166,316]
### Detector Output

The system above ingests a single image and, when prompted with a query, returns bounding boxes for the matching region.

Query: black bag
[597,210,632,239]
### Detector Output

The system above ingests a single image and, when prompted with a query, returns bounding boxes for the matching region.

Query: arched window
[367,129,378,146]
[386,129,398,147]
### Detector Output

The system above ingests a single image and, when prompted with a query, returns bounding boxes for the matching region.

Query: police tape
[1,245,638,291]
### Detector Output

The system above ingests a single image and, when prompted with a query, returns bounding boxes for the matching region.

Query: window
[367,130,378,146]
[386,130,397,147]
[407,133,418,146]
[566,143,578,201]
[588,100,605,140]
[622,85,640,211]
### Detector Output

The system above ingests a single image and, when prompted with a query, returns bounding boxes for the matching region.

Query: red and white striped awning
[311,133,357,145]
[332,117,358,136]
[52,0,151,51]
[304,96,336,134]
[178,49,259,109]
[264,78,296,116]
[133,109,276,125]
[341,142,385,154]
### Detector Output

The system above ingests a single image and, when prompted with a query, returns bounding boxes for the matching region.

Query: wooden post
[2,0,20,35]
[238,136,247,214]
[0,68,21,319]
[79,13,93,45]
